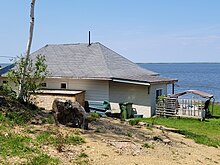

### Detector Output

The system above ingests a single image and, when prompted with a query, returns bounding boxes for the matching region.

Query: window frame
[60,82,67,89]
[156,88,163,100]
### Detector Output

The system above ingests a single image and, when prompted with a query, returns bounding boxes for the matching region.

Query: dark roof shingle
[9,42,177,84]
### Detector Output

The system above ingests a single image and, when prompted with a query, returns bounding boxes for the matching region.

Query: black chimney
[89,31,91,46]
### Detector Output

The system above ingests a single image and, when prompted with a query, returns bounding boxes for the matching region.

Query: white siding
[45,78,109,101]
[109,81,151,117]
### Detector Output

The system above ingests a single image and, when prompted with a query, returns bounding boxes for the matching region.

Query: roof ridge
[95,43,113,78]
[44,42,102,47]
[97,42,159,76]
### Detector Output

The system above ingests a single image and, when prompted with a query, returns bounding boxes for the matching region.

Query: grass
[131,103,220,147]
[0,91,88,164]
[211,103,220,117]
[0,127,86,164]
[142,142,154,149]
[0,134,34,157]
[36,131,56,145]
[127,131,133,137]
[66,134,85,145]
[136,115,220,147]
[78,152,88,158]
[26,154,59,165]
[74,152,89,165]
[128,119,139,126]
[87,112,100,122]
[36,130,85,146]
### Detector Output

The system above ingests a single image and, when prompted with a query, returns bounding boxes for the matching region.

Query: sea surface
[138,63,220,102]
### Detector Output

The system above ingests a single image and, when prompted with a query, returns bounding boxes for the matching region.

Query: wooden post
[172,83,175,94]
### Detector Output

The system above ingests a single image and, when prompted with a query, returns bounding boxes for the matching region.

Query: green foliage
[0,100,41,126]
[128,119,139,126]
[127,131,133,137]
[75,152,89,165]
[211,103,220,117]
[78,152,88,158]
[142,142,154,149]
[36,131,56,145]
[36,131,85,146]
[87,112,100,122]
[26,154,59,165]
[65,135,85,145]
[0,111,27,126]
[74,159,89,165]
[7,54,48,103]
[157,95,167,103]
[45,115,55,124]
[138,117,220,147]
[0,83,16,99]
[0,134,34,157]
[174,130,220,147]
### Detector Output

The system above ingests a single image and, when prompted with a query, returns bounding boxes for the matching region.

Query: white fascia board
[112,79,150,86]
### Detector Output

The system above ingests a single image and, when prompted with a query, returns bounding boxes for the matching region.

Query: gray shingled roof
[7,42,177,84]
[0,64,15,76]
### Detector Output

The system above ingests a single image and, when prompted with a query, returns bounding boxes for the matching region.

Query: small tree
[8,54,48,103]
[19,0,36,102]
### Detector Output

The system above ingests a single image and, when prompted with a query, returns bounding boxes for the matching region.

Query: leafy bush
[0,84,16,99]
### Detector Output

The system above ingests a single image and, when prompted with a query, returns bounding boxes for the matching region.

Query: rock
[153,136,163,141]
[138,122,146,126]
[52,98,88,129]
[163,139,171,144]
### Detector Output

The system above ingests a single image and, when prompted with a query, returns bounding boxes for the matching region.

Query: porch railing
[156,98,206,119]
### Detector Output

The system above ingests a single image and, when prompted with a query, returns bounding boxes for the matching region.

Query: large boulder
[52,98,88,129]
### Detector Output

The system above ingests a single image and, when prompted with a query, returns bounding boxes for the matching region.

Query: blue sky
[1,0,220,63]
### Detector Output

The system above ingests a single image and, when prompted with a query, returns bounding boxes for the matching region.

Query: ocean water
[138,63,220,102]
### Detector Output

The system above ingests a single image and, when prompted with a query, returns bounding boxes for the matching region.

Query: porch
[156,90,214,119]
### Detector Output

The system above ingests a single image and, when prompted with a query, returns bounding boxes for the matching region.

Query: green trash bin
[120,102,134,118]
[125,102,133,118]
[119,103,127,120]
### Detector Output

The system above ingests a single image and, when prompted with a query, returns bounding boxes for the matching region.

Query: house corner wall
[109,81,151,117]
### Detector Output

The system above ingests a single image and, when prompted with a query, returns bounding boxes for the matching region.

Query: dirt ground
[35,117,220,165]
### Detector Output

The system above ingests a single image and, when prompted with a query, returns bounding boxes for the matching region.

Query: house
[0,42,177,117]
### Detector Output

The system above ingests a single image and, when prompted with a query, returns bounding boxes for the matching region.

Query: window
[41,82,47,88]
[3,80,8,84]
[60,83,67,89]
[156,89,163,100]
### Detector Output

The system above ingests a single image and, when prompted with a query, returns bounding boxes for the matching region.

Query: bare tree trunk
[18,0,36,102]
